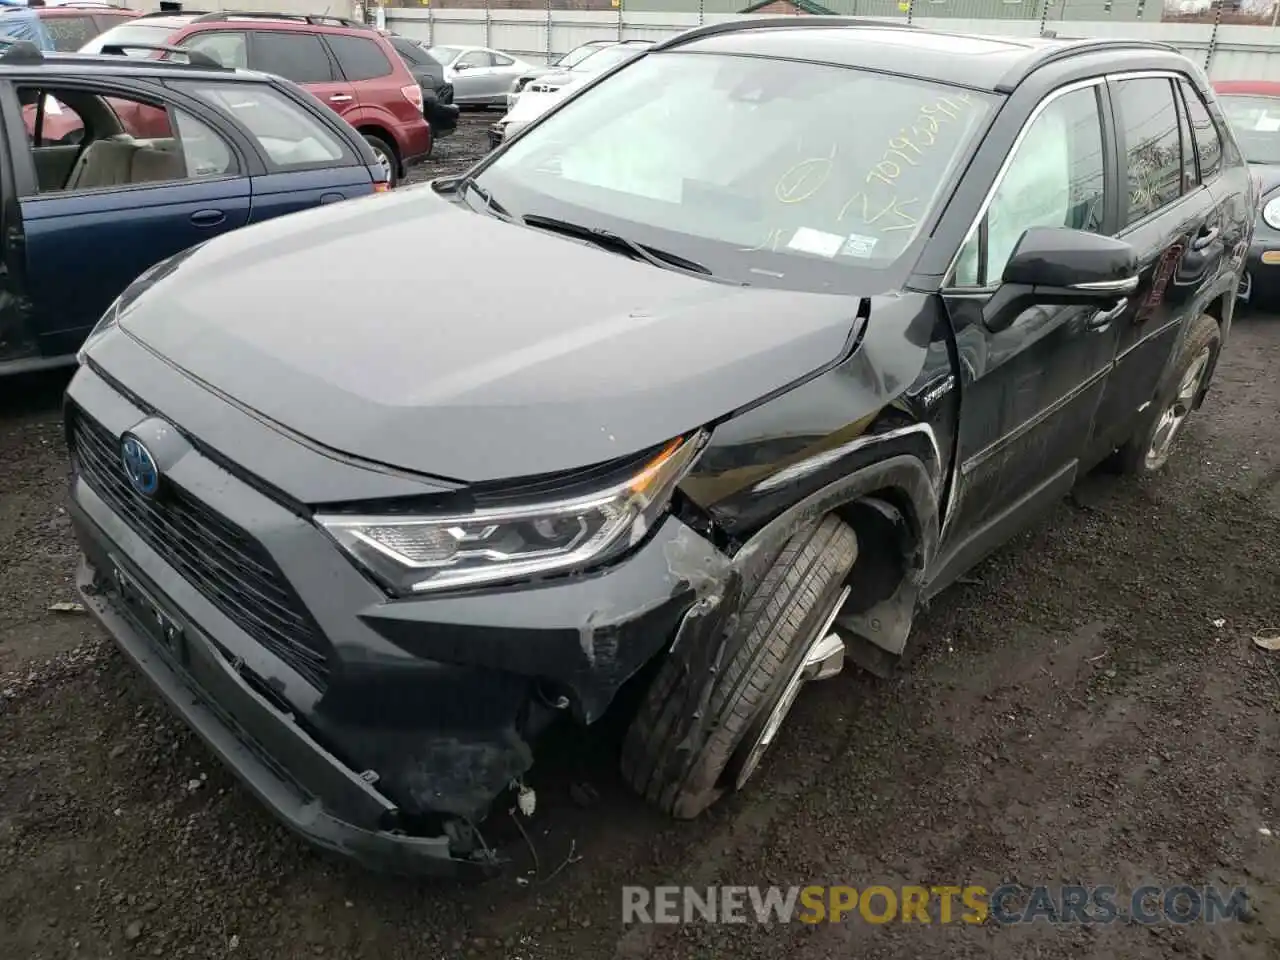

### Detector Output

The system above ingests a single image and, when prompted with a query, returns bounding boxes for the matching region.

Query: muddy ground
[2,115,1279,959]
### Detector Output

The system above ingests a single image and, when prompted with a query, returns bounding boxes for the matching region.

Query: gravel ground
[1,129,1278,957]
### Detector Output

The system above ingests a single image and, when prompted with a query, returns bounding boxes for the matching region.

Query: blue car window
[19,85,238,194]
[186,83,348,168]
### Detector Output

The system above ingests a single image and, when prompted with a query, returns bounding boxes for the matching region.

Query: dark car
[67,19,1249,873]
[1212,79,1280,305]
[386,32,458,139]
[82,10,432,185]
[0,42,387,376]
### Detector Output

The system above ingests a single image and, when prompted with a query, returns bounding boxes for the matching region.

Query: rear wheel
[1112,312,1220,475]
[621,515,857,819]
[362,133,398,188]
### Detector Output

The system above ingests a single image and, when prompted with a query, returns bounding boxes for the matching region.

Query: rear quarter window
[184,82,352,169]
[325,33,394,82]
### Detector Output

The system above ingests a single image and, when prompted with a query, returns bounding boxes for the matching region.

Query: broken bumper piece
[74,554,472,874]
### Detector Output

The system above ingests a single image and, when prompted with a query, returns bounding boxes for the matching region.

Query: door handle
[329,94,353,103]
[319,192,344,205]
[1191,225,1220,251]
[189,209,225,228]
[1087,297,1128,330]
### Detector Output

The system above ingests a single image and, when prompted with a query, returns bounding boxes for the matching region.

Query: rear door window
[183,31,248,69]
[325,34,393,82]
[1112,77,1185,227]
[249,32,334,84]
[1179,81,1223,181]
[183,82,352,168]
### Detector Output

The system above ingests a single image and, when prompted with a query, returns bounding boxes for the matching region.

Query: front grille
[71,408,330,688]
[437,82,453,104]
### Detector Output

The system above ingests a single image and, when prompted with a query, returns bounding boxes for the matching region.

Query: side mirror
[984,227,1139,333]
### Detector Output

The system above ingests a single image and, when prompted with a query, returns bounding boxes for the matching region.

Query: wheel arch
[356,124,402,172]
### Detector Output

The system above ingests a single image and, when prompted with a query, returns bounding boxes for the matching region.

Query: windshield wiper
[458,177,512,221]
[522,214,711,276]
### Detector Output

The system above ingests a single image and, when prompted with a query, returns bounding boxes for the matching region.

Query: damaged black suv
[67,17,1250,871]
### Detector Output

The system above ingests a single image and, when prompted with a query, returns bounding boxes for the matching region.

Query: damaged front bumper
[66,379,726,871]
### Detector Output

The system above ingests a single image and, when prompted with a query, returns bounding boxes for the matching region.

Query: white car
[495,41,652,145]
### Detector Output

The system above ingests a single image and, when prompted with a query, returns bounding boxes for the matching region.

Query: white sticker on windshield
[787,227,845,258]
[840,233,879,259]
[1258,114,1280,132]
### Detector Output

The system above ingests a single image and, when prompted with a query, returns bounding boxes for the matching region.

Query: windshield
[79,22,176,54]
[556,43,602,69]
[428,45,460,65]
[1218,94,1280,164]
[478,51,992,290]
[571,44,644,74]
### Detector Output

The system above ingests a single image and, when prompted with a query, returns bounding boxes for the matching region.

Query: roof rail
[190,10,366,27]
[993,37,1183,92]
[96,42,222,67]
[0,38,44,65]
[652,14,913,52]
[135,8,209,18]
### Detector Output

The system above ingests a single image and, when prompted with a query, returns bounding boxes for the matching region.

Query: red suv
[83,10,430,185]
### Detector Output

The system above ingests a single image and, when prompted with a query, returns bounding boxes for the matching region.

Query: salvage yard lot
[2,115,1279,960]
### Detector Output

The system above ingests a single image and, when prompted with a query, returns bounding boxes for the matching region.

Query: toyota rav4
[66,19,1250,872]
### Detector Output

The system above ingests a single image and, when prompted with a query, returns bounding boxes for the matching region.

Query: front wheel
[621,515,858,819]
[362,133,398,188]
[1112,312,1220,475]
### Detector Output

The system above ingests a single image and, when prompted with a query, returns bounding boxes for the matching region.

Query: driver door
[939,80,1125,552]
[451,50,495,104]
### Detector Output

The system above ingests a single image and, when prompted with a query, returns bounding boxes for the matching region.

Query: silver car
[427,45,532,108]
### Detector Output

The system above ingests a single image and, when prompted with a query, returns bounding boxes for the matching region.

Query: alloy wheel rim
[373,147,393,184]
[733,586,851,791]
[1145,347,1210,470]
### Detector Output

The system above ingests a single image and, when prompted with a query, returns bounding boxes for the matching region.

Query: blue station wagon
[0,40,386,375]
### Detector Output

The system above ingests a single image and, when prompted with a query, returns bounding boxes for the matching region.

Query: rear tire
[1111,312,1220,475]
[621,515,857,819]
[362,133,398,188]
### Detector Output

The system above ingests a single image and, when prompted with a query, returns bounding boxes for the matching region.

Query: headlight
[505,120,528,140]
[1263,196,1280,230]
[75,296,121,365]
[318,433,706,595]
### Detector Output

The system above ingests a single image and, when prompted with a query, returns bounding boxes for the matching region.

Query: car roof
[0,48,271,83]
[657,19,1187,94]
[1213,80,1280,97]
[38,5,140,16]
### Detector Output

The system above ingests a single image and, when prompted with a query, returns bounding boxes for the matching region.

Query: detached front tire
[1112,312,1220,475]
[621,515,857,819]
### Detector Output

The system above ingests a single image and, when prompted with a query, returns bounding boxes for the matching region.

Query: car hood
[1252,162,1280,196]
[504,84,580,125]
[114,188,864,486]
[516,65,558,82]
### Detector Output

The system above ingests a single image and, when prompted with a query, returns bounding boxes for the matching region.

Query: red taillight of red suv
[401,84,423,111]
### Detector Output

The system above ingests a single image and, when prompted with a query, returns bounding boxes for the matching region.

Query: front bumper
[65,365,720,869]
[1242,239,1280,303]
